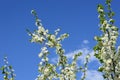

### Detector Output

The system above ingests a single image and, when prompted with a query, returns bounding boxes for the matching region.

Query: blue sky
[0,0,120,80]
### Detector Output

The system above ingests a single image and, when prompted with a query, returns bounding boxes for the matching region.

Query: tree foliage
[94,0,120,79]
[0,0,120,80]
[29,10,90,80]
[0,57,15,80]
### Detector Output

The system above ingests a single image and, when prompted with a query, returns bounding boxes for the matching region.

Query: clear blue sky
[0,0,120,80]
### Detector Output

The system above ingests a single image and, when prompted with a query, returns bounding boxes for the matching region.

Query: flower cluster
[29,10,90,80]
[0,56,15,80]
[94,0,120,79]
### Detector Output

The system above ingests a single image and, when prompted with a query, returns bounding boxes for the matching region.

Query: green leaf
[93,45,101,51]
[0,66,4,70]
[2,69,5,74]
[97,4,104,9]
[98,67,104,72]
[111,12,115,16]
[109,19,114,24]
[77,52,82,56]
[99,59,104,63]
[94,53,100,58]
[9,66,12,69]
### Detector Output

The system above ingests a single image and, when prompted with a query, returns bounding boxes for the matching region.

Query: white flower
[105,67,110,71]
[106,59,112,64]
[46,41,54,47]
[39,62,43,65]
[104,34,108,37]
[70,66,75,70]
[38,53,43,58]
[111,26,116,29]
[103,20,107,25]
[50,35,56,41]
[41,47,47,51]
[106,24,110,29]
[99,9,103,12]
[34,35,39,40]
[38,36,45,42]
[55,28,60,35]
[98,7,104,12]
[31,10,35,14]
[45,57,49,61]
[86,54,90,59]
[38,26,44,33]
[42,59,45,62]
[56,28,60,32]
[38,67,42,71]
[44,68,49,73]
[111,36,117,40]
[35,19,41,26]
